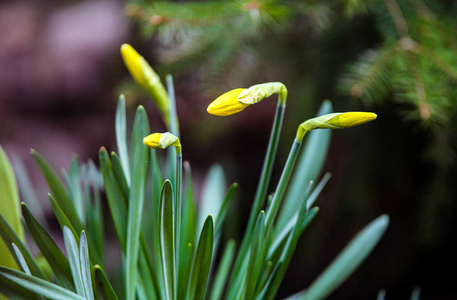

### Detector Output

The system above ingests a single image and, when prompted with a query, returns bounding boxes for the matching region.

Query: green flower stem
[145,84,170,128]
[230,134,304,297]
[175,149,182,290]
[228,94,286,292]
[247,102,285,237]
[264,132,306,239]
[166,75,179,203]
[166,75,180,137]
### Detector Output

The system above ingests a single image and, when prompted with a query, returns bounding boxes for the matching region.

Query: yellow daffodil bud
[121,43,170,125]
[238,82,287,105]
[207,88,248,116]
[301,112,377,131]
[143,132,182,155]
[121,44,149,88]
[143,132,180,150]
[207,82,287,116]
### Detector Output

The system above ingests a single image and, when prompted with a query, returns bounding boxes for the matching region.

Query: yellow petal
[143,133,162,149]
[121,44,147,87]
[207,88,249,116]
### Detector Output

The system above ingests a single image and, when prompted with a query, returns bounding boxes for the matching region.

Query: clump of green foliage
[0,44,388,300]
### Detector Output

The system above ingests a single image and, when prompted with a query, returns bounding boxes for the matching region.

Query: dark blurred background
[1,0,457,298]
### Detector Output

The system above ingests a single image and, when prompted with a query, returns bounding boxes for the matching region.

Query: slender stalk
[166,75,179,190]
[166,75,180,137]
[227,94,286,293]
[264,136,303,241]
[175,147,182,294]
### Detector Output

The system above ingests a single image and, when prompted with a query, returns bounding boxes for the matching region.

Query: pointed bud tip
[207,88,247,116]
[120,43,132,53]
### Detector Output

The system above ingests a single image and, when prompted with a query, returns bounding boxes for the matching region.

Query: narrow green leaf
[178,162,196,299]
[0,272,42,300]
[410,287,421,300]
[230,99,285,297]
[94,265,118,300]
[181,161,196,245]
[377,289,386,300]
[139,238,160,300]
[148,149,164,295]
[137,254,157,300]
[150,149,163,216]
[268,207,319,260]
[188,215,214,300]
[306,173,331,210]
[210,239,236,300]
[98,148,127,249]
[264,182,314,300]
[85,161,104,265]
[49,194,79,243]
[166,74,180,136]
[0,266,85,300]
[12,243,31,275]
[276,100,332,232]
[0,212,46,280]
[22,203,74,289]
[254,260,274,298]
[224,247,249,299]
[12,155,47,227]
[31,149,83,234]
[255,262,282,300]
[65,156,84,223]
[271,171,329,252]
[215,183,238,235]
[243,211,265,300]
[125,105,150,300]
[177,242,193,300]
[159,180,175,300]
[80,232,94,300]
[301,215,389,300]
[197,165,225,236]
[100,151,160,299]
[111,152,129,200]
[0,146,24,270]
[116,94,131,185]
[63,226,84,297]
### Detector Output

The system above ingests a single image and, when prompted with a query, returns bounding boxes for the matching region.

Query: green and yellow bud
[207,88,248,116]
[121,44,149,88]
[207,82,287,116]
[121,43,170,125]
[297,112,377,141]
[143,132,180,150]
[238,82,287,105]
[302,112,377,131]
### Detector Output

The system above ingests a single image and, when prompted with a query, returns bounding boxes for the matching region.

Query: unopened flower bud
[207,82,287,116]
[207,88,248,116]
[143,132,180,150]
[238,82,287,105]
